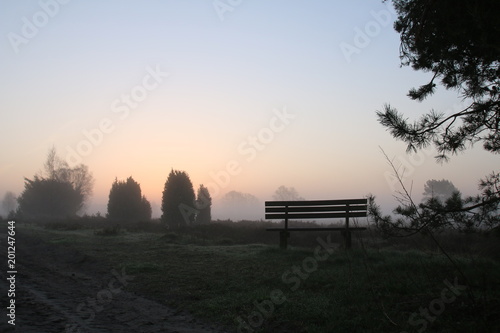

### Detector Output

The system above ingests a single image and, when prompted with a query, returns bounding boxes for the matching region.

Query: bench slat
[265,204,367,213]
[265,199,367,207]
[266,227,367,231]
[265,211,367,220]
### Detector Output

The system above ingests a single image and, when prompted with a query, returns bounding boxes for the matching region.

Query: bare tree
[43,147,94,207]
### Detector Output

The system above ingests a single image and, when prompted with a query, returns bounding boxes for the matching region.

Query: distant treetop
[272,186,304,201]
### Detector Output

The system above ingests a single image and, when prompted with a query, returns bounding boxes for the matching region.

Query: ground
[0,227,230,333]
[1,220,499,332]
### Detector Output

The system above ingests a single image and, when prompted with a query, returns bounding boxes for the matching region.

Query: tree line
[10,148,211,228]
[106,169,212,227]
[6,148,310,227]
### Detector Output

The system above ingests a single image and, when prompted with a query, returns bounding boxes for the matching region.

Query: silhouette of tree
[141,195,152,222]
[219,191,260,221]
[378,0,500,160]
[422,179,459,203]
[2,191,17,217]
[195,185,211,224]
[272,185,304,201]
[18,177,82,219]
[107,177,151,223]
[17,148,94,220]
[161,170,196,228]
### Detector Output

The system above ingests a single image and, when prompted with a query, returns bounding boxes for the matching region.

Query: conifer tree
[161,170,196,228]
[195,185,212,224]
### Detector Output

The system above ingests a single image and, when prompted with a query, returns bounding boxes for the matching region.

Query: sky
[1,0,497,220]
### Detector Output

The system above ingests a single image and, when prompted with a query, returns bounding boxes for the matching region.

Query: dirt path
[0,228,231,333]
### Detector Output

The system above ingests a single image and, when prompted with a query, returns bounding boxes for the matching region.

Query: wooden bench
[265,199,368,249]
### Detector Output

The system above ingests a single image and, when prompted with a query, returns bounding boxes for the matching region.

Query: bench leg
[342,230,352,249]
[279,231,290,249]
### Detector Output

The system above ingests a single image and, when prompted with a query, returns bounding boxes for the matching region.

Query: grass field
[18,220,500,332]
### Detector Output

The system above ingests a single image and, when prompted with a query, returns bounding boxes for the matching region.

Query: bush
[94,225,121,236]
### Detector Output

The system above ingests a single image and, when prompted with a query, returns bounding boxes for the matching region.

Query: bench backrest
[265,199,368,220]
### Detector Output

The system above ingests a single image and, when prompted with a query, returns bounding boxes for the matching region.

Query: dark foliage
[369,179,500,235]
[141,195,152,221]
[378,0,500,160]
[17,148,94,220]
[94,224,121,236]
[17,177,83,219]
[370,152,500,234]
[161,169,196,228]
[376,0,499,230]
[195,184,212,224]
[107,177,151,223]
